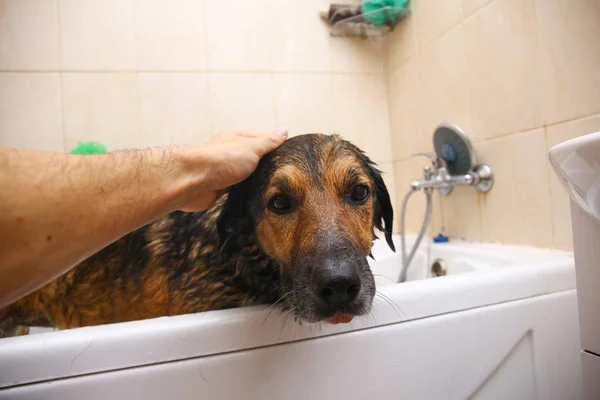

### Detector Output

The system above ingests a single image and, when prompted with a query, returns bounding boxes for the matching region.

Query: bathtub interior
[369,234,572,285]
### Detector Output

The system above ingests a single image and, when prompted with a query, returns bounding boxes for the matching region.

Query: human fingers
[246,128,288,157]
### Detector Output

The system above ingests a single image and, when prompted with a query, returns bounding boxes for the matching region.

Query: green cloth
[362,0,408,27]
[69,142,108,155]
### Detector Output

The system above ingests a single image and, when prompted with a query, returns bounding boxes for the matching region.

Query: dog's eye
[350,184,370,204]
[268,194,292,214]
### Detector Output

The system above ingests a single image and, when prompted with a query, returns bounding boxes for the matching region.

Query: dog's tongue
[327,314,354,324]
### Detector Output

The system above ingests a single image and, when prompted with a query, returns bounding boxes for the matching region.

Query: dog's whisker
[375,294,398,319]
[275,307,288,325]
[277,311,291,343]
[372,273,396,284]
[375,291,401,316]
[365,305,375,326]
[375,291,406,320]
[290,316,298,340]
[372,304,381,325]
[261,291,292,329]
[260,305,281,330]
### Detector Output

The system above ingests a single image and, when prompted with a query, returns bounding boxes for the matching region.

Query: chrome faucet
[410,153,493,195]
[398,123,493,283]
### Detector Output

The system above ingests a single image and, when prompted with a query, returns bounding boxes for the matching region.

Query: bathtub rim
[0,240,575,389]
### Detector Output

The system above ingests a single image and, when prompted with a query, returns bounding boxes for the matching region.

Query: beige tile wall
[3,0,598,252]
[0,0,394,189]
[386,0,600,250]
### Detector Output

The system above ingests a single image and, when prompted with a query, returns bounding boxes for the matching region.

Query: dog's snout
[313,268,361,304]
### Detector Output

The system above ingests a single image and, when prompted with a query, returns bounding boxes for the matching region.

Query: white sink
[549,132,600,222]
[549,131,600,400]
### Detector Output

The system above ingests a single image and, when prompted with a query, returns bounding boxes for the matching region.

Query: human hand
[176,128,288,212]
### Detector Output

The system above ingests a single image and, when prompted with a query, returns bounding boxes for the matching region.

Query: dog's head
[217,134,394,324]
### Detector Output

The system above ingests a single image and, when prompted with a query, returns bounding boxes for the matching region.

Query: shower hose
[398,187,433,282]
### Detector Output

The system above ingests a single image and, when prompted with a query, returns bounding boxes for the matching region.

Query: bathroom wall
[3,0,596,251]
[386,0,600,250]
[0,0,396,206]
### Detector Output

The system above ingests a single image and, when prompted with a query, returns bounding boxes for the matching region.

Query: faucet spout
[409,135,494,196]
[411,173,473,191]
[411,164,492,195]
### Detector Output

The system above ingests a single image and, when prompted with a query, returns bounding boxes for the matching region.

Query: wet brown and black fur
[0,134,394,338]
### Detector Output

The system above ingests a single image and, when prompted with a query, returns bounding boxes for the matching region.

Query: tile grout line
[386,9,418,74]
[410,3,420,54]
[326,73,335,134]
[462,0,496,24]
[383,50,397,170]
[545,111,600,129]
[472,111,600,145]
[477,189,484,242]
[543,125,558,248]
[269,0,280,130]
[55,0,68,153]
[530,0,547,149]
[386,0,497,77]
[131,0,142,144]
[199,0,213,136]
[387,24,455,75]
[200,0,211,76]
[460,0,481,241]
[271,72,278,129]
[0,69,385,76]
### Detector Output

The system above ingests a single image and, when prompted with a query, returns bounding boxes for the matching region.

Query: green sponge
[362,0,408,27]
[70,142,108,155]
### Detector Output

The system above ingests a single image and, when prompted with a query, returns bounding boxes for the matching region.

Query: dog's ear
[368,163,395,252]
[217,178,254,251]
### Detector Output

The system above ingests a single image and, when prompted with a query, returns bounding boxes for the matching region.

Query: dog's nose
[313,269,361,304]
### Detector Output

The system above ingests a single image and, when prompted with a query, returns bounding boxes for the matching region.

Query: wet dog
[0,134,395,337]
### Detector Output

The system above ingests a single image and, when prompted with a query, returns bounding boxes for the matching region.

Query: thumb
[252,128,288,157]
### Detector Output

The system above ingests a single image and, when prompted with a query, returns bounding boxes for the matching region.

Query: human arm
[0,129,288,308]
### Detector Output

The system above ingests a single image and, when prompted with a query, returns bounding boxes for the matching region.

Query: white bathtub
[0,235,583,399]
